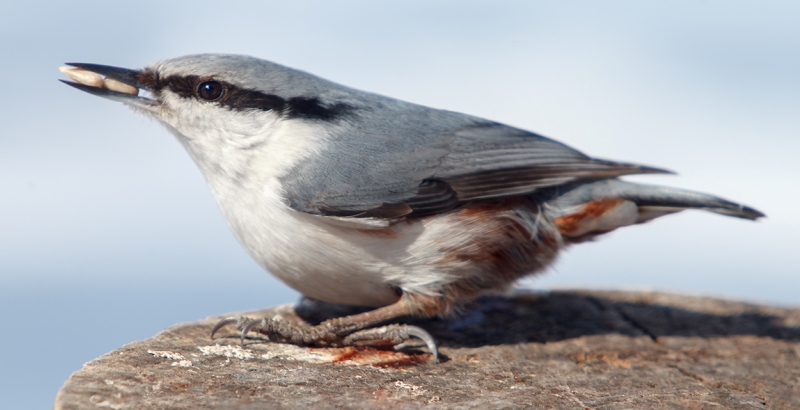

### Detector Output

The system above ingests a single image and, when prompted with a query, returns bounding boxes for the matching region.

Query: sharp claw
[215,316,439,363]
[210,317,238,340]
[240,319,262,346]
[403,325,439,363]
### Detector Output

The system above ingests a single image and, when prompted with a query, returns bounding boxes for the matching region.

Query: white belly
[210,177,443,306]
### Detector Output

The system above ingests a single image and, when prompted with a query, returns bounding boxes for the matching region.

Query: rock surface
[55,290,800,409]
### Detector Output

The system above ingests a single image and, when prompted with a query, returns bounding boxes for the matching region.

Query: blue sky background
[2,1,799,408]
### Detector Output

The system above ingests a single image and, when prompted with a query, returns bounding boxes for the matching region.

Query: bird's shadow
[293,291,800,348]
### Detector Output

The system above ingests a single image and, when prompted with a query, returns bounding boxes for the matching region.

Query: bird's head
[60,54,356,182]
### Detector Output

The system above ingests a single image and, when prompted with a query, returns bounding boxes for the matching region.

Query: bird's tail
[539,179,764,242]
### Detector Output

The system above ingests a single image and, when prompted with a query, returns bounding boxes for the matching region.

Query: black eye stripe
[156,74,354,121]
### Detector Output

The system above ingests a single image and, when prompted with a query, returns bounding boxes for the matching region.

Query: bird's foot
[211,316,438,362]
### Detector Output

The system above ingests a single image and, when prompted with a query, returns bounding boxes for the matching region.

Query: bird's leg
[211,295,439,362]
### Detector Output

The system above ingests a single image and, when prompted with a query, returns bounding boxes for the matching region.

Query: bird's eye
[196,80,225,101]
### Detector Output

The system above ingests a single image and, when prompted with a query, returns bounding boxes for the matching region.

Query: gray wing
[433,123,667,202]
[279,101,668,220]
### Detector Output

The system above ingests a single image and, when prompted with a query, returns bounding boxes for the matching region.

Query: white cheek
[160,94,280,144]
[221,110,281,148]
[154,94,289,178]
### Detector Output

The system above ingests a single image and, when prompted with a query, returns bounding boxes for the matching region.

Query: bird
[60,54,764,362]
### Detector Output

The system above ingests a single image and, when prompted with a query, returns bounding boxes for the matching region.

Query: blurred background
[2,1,798,408]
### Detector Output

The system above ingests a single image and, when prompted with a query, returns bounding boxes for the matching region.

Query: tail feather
[614,184,764,220]
[542,179,765,221]
[540,179,764,242]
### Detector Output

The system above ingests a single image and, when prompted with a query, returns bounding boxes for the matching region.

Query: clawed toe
[210,315,317,346]
[240,318,264,345]
[343,324,439,363]
[401,325,439,362]
[210,316,438,362]
[210,317,238,340]
[210,316,266,345]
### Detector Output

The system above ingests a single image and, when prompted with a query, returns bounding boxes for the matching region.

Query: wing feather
[278,103,669,220]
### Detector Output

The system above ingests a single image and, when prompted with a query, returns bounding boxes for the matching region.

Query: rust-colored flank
[554,197,626,235]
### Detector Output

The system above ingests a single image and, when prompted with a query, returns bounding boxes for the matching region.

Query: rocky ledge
[55,290,800,409]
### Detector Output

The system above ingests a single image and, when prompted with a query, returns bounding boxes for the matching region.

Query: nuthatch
[60,55,764,362]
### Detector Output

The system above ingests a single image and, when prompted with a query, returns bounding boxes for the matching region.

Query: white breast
[217,176,419,306]
[175,118,533,307]
[182,117,438,306]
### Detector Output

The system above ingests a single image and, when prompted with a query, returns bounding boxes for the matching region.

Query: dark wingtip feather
[710,204,766,221]
[745,206,767,219]
[636,164,677,175]
[592,159,676,176]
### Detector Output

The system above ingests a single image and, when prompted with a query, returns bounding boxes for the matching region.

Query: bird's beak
[59,63,159,111]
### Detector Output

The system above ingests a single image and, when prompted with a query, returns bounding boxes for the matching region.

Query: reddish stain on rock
[330,346,432,368]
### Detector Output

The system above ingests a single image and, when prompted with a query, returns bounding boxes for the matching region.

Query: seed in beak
[59,66,139,96]
[103,77,139,96]
[59,66,104,88]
